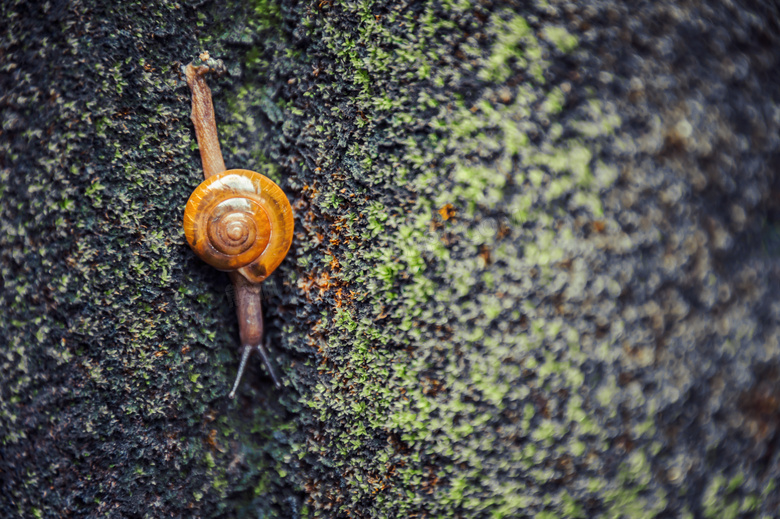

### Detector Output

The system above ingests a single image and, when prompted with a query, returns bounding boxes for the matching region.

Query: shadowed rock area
[2,0,780,517]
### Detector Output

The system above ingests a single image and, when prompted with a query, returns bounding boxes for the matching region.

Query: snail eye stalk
[228,340,282,399]
[228,346,253,400]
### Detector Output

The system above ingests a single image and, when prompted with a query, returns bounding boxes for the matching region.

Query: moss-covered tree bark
[3,0,780,517]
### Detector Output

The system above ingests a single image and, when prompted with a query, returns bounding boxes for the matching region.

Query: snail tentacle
[227,342,282,398]
[228,345,253,399]
[256,337,282,389]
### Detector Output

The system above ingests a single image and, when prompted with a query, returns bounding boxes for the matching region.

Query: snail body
[182,60,291,397]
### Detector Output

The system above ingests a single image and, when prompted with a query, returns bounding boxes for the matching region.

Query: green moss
[543,26,578,53]
[205,0,680,514]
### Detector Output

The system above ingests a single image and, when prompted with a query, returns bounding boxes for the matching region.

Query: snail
[182,59,293,398]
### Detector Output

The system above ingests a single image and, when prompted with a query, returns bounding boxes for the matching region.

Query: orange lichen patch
[429,217,443,233]
[438,203,456,221]
[296,275,318,300]
[204,428,224,452]
[292,196,308,212]
[325,215,358,249]
[592,220,606,233]
[317,271,334,295]
[496,221,510,239]
[301,183,320,195]
[305,319,326,349]
[296,269,342,300]
[367,466,399,496]
[420,466,441,494]
[479,245,491,265]
[420,376,445,397]
[333,288,344,308]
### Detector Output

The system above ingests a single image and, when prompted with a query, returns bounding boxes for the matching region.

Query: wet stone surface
[1,0,779,517]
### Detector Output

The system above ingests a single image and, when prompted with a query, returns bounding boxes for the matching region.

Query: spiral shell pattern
[183,169,293,283]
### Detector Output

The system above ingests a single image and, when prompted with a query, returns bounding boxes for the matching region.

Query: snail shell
[183,169,293,284]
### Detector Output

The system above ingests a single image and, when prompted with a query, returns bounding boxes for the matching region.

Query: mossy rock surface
[2,0,780,517]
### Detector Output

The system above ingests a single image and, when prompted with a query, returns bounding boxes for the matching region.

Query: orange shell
[183,169,293,283]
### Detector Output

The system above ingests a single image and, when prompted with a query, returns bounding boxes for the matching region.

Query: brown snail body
[183,59,291,397]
